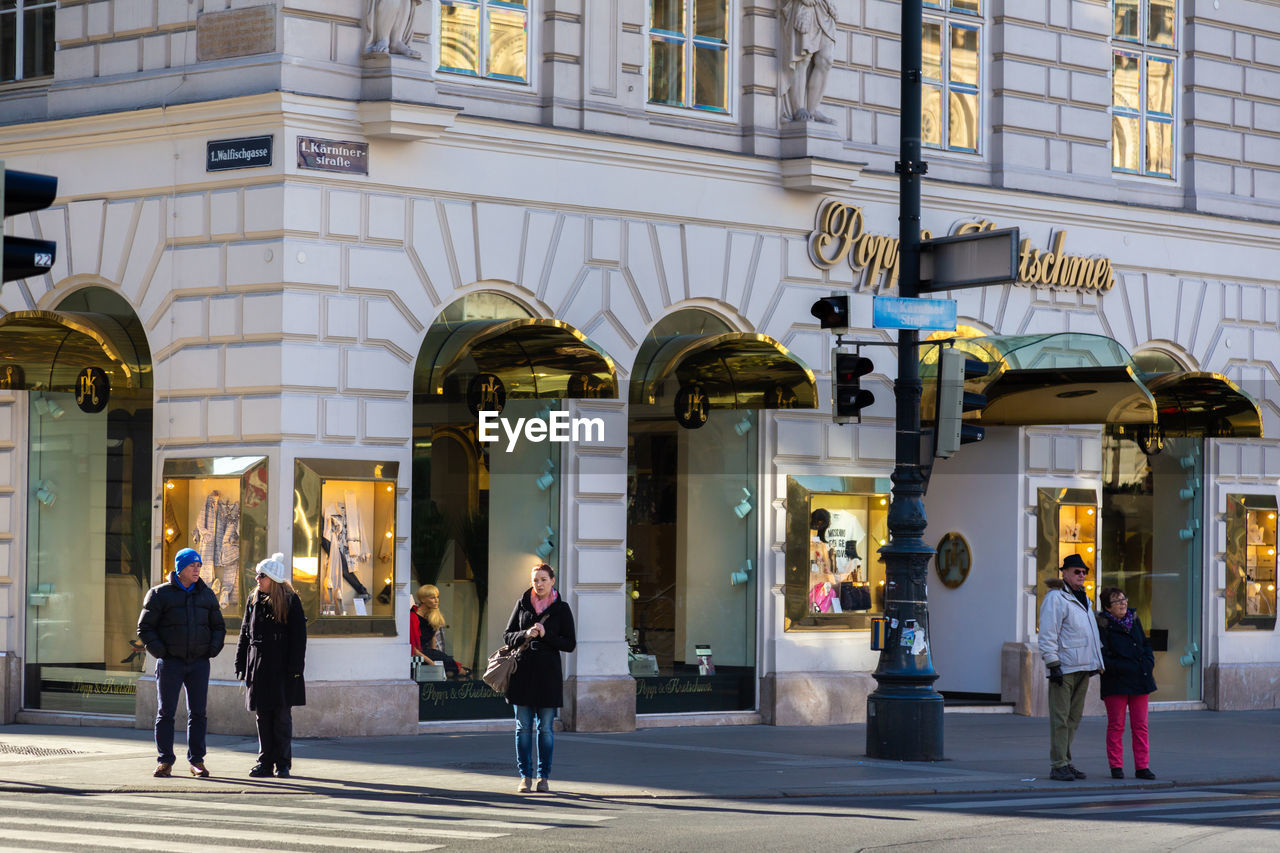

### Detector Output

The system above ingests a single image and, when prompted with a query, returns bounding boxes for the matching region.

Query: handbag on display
[840,581,872,612]
[481,611,550,693]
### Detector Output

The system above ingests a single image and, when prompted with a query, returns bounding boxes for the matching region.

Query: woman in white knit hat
[235,552,307,778]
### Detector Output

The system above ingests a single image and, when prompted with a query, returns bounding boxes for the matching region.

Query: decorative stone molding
[357,101,461,142]
[780,157,865,193]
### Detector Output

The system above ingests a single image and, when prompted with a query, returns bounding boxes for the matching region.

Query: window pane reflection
[952,0,981,15]
[487,7,527,81]
[1,12,16,82]
[1114,0,1139,40]
[1112,114,1139,171]
[650,37,684,106]
[923,22,942,81]
[694,43,727,110]
[1146,118,1173,175]
[1146,56,1172,114]
[1149,0,1175,46]
[949,90,978,151]
[23,4,54,78]
[950,24,978,87]
[923,85,943,148]
[651,0,684,33]
[693,0,726,40]
[1113,52,1139,110]
[440,4,481,75]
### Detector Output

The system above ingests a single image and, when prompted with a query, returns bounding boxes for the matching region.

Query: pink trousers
[1103,693,1150,769]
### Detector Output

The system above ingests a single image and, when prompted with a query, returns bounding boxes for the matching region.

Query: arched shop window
[11,286,153,713]
[411,292,617,720]
[626,308,761,714]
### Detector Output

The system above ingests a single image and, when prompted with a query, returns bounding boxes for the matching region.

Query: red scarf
[532,588,558,615]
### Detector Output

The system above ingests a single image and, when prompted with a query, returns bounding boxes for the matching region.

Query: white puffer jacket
[1038,579,1104,675]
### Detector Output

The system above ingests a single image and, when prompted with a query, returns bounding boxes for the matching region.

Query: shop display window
[1226,494,1277,631]
[292,459,399,636]
[161,456,269,626]
[1035,488,1098,627]
[784,475,892,631]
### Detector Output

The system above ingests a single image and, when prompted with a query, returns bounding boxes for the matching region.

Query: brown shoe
[536,778,549,793]
[153,763,172,778]
[190,762,210,778]
[517,777,532,793]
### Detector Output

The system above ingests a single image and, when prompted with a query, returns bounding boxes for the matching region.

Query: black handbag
[840,581,871,611]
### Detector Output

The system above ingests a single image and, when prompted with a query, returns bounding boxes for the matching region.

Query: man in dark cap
[1038,553,1104,781]
[138,547,226,778]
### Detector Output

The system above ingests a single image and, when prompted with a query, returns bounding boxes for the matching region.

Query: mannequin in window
[809,508,836,612]
[410,584,469,678]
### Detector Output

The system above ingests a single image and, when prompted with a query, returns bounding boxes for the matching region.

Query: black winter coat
[137,572,226,662]
[502,590,576,708]
[234,591,307,711]
[1097,610,1157,697]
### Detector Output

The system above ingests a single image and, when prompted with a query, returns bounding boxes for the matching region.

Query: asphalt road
[1,782,1277,852]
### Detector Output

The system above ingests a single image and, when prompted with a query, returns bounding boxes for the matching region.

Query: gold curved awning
[1143,372,1263,438]
[418,318,617,399]
[0,310,151,392]
[924,333,1263,436]
[631,332,817,410]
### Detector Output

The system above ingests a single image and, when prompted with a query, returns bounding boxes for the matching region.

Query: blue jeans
[155,657,210,765]
[514,705,556,780]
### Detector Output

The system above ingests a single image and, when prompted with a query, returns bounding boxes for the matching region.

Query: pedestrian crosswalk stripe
[0,825,419,853]
[0,798,508,840]
[932,790,1236,810]
[95,792,620,825]
[0,815,442,852]
[1165,807,1280,821]
[1024,796,1280,818]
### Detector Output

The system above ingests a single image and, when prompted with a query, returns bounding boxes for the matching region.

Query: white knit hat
[255,552,288,584]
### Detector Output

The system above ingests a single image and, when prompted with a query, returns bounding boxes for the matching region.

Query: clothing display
[321,500,372,614]
[191,490,242,610]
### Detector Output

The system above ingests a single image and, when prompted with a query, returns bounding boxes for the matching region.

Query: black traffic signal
[810,294,850,331]
[2,164,58,284]
[833,347,875,423]
[935,348,987,457]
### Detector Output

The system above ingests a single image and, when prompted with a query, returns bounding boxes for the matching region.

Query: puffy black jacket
[1097,610,1157,697]
[137,572,226,662]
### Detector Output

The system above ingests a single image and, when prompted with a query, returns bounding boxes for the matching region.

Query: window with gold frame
[647,0,731,113]
[439,0,529,83]
[292,459,399,636]
[161,456,270,627]
[1035,488,1099,628]
[1226,494,1277,631]
[785,475,891,631]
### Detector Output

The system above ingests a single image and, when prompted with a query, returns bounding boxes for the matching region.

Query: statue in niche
[363,0,424,59]
[780,0,838,124]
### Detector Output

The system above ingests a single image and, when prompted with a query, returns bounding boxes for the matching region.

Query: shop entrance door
[1100,432,1203,701]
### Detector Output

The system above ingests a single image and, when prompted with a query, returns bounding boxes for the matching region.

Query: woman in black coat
[1097,586,1157,780]
[235,552,307,779]
[502,563,576,794]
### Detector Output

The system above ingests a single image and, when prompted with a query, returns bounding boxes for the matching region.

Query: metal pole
[865,0,944,761]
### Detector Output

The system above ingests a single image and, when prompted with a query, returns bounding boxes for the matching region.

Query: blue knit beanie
[175,548,201,572]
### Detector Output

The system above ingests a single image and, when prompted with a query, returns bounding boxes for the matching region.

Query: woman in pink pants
[1097,587,1157,780]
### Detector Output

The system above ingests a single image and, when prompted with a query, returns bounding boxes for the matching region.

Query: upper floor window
[1,0,55,83]
[922,0,982,153]
[648,0,730,113]
[1111,0,1176,178]
[439,0,529,83]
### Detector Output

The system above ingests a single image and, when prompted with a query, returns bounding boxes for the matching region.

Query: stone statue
[363,0,424,59]
[780,0,838,123]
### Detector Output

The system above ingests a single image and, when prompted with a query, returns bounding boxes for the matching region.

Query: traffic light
[2,163,58,284]
[810,294,850,332]
[833,346,875,423]
[935,348,987,457]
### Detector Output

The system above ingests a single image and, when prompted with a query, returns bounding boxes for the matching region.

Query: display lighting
[733,487,752,519]
[734,415,752,436]
[535,458,555,491]
[35,479,55,507]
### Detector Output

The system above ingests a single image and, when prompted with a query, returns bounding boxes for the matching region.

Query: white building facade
[0,0,1277,735]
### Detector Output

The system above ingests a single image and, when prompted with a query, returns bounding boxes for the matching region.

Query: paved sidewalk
[0,710,1276,800]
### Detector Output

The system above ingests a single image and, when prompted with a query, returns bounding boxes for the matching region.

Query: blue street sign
[872,296,957,331]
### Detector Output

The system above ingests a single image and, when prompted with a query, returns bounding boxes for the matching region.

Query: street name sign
[872,296,957,331]
[918,227,1019,293]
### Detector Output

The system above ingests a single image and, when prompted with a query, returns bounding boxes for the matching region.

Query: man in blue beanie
[137,547,226,777]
